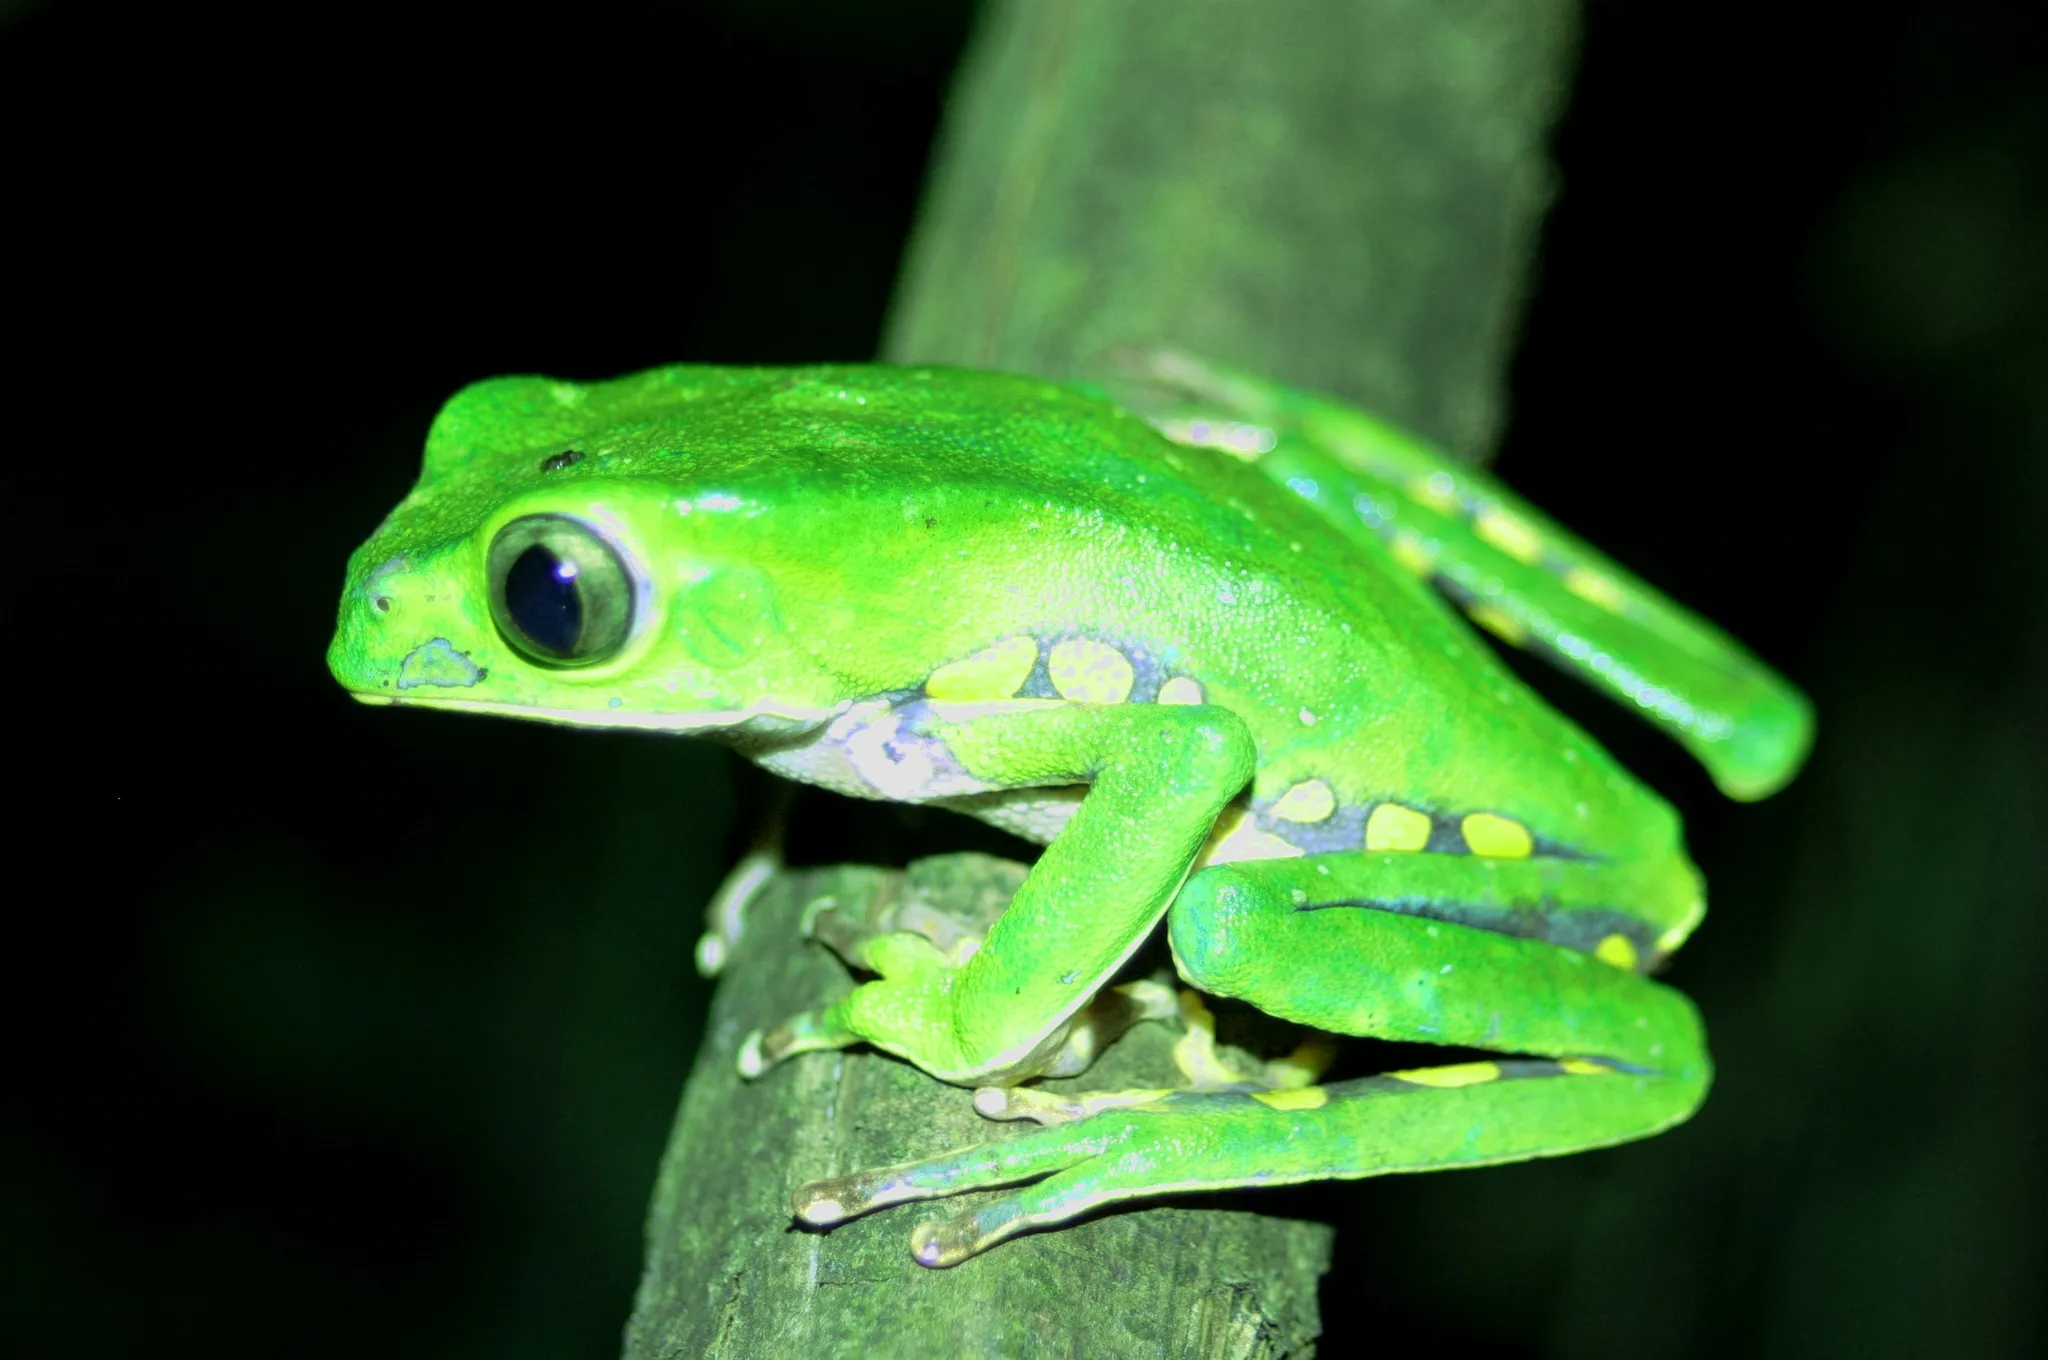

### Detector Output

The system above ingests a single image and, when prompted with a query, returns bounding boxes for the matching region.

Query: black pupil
[504,543,582,654]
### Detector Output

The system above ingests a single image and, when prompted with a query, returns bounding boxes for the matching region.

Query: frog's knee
[1167,863,1270,997]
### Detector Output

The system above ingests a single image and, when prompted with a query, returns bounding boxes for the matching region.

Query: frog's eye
[486,515,637,666]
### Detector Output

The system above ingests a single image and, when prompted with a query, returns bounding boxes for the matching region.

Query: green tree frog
[329,354,1810,1267]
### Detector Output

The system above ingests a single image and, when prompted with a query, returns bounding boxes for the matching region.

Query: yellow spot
[1199,806,1305,866]
[1158,675,1205,705]
[1407,471,1460,514]
[1389,532,1436,577]
[1594,933,1640,971]
[926,635,1037,701]
[1252,1086,1329,1111]
[1466,603,1528,645]
[1560,1059,1609,1076]
[1270,779,1336,823]
[1462,811,1534,858]
[1391,1061,1500,1088]
[1474,507,1543,563]
[1047,637,1136,703]
[1364,803,1432,852]
[1564,567,1628,613]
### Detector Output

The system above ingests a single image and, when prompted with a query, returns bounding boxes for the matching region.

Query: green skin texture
[329,357,1811,1267]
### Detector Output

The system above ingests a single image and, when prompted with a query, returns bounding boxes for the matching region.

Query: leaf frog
[328,354,1810,1266]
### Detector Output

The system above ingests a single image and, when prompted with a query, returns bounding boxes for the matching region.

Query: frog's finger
[694,843,783,978]
[737,1008,860,1079]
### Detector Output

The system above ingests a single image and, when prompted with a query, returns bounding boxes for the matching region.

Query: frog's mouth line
[348,691,837,735]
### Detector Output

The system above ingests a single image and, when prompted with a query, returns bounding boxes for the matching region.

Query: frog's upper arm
[1139,353,1814,801]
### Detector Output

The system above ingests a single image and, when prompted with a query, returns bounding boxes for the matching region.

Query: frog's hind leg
[792,849,1710,1266]
[1134,352,1814,801]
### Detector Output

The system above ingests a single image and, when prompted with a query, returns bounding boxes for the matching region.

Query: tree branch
[627,3,1578,1355]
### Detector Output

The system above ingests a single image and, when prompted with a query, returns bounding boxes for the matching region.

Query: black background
[8,1,2043,1356]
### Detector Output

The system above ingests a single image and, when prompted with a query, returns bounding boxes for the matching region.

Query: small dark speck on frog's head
[540,448,586,473]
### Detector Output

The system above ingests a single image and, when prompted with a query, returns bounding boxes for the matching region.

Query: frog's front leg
[797,852,1708,1265]
[742,700,1256,1085]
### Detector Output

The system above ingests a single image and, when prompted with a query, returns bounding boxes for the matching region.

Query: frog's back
[429,363,1673,863]
[735,365,1673,866]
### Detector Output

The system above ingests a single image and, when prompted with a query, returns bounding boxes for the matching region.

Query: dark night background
[7,1,2042,1356]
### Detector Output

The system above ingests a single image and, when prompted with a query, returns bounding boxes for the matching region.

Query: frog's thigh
[1168,853,1708,1081]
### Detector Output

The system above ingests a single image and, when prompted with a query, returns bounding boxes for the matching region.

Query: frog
[327,353,1811,1267]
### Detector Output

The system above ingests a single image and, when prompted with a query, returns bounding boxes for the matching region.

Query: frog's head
[327,367,868,740]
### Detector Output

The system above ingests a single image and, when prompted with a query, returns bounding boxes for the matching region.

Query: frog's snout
[329,554,485,695]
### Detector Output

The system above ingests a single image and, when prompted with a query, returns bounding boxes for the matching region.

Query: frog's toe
[972,1084,1175,1126]
[790,1114,1107,1242]
[909,1212,991,1269]
[795,1093,1285,1264]
[906,1161,1135,1267]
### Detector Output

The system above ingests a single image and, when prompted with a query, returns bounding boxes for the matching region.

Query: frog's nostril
[372,596,392,613]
